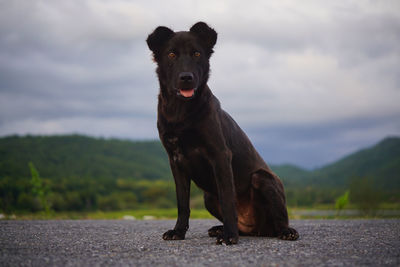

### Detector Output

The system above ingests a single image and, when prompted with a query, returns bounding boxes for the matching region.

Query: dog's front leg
[210,149,239,245]
[163,161,191,241]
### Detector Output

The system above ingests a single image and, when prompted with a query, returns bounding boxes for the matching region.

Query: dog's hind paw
[208,225,224,237]
[162,229,185,240]
[278,227,299,241]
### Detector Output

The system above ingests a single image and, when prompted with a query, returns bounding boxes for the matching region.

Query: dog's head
[146,22,217,100]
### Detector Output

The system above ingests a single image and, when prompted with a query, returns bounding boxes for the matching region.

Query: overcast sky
[1,0,399,169]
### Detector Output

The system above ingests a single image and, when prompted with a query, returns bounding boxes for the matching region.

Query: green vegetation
[307,137,400,191]
[349,177,384,216]
[0,135,399,218]
[29,162,51,215]
[5,208,214,220]
[0,135,171,181]
[335,191,349,216]
[278,137,400,207]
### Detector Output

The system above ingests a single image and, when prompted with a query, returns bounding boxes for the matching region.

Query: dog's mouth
[177,88,197,99]
[179,88,195,98]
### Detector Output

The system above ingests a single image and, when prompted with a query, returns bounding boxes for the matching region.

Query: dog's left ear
[190,22,217,56]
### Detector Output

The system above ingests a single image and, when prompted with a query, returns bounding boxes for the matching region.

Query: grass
[3,209,214,220]
[2,207,400,220]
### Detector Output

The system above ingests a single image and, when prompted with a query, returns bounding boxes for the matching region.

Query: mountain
[0,135,172,180]
[0,135,399,192]
[310,137,400,190]
[269,164,311,187]
[273,137,400,192]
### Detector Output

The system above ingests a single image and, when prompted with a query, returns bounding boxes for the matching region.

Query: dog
[146,22,299,245]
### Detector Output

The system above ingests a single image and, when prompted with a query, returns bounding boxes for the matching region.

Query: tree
[349,177,383,216]
[29,162,52,214]
[335,191,349,216]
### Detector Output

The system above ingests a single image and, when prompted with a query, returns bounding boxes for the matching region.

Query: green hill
[0,134,399,212]
[0,135,172,180]
[270,164,311,187]
[1,135,399,189]
[310,137,400,191]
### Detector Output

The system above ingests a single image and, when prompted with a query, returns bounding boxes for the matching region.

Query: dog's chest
[164,134,204,165]
[165,135,216,192]
[165,136,185,163]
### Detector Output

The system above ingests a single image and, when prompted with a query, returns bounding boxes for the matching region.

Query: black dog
[146,22,299,245]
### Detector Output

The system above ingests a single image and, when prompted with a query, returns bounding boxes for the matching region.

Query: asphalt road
[0,219,399,266]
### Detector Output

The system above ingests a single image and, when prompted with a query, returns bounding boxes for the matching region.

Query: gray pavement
[0,219,399,266]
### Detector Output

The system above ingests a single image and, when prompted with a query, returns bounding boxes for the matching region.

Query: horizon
[1,1,399,169]
[2,133,398,171]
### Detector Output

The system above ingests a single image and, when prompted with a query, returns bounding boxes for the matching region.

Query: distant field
[2,209,213,220]
[3,206,400,220]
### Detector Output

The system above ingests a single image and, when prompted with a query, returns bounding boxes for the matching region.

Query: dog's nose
[179,72,194,83]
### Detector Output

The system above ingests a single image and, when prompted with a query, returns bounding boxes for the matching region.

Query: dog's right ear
[146,26,174,62]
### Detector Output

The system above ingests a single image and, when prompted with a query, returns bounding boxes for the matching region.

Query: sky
[1,0,399,169]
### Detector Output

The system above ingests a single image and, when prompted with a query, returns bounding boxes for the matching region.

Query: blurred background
[0,0,399,218]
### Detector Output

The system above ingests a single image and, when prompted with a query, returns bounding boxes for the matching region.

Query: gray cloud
[1,0,399,168]
[246,113,400,168]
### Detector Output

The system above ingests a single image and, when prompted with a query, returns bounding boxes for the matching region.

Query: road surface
[0,219,399,266]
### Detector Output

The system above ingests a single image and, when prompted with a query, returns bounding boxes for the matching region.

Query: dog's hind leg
[251,169,299,240]
[205,190,256,237]
[204,192,225,237]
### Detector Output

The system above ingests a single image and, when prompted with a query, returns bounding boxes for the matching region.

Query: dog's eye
[168,52,176,59]
[194,52,201,58]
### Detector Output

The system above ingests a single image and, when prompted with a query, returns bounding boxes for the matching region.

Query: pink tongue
[180,89,194,98]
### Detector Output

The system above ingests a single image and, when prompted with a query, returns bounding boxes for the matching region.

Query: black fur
[146,22,299,245]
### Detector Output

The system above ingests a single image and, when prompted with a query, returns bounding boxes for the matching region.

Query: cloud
[246,113,400,168]
[0,116,157,139]
[0,0,399,168]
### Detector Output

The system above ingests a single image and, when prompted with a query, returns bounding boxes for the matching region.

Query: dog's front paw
[215,230,238,245]
[216,235,238,245]
[278,227,299,241]
[162,229,186,240]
